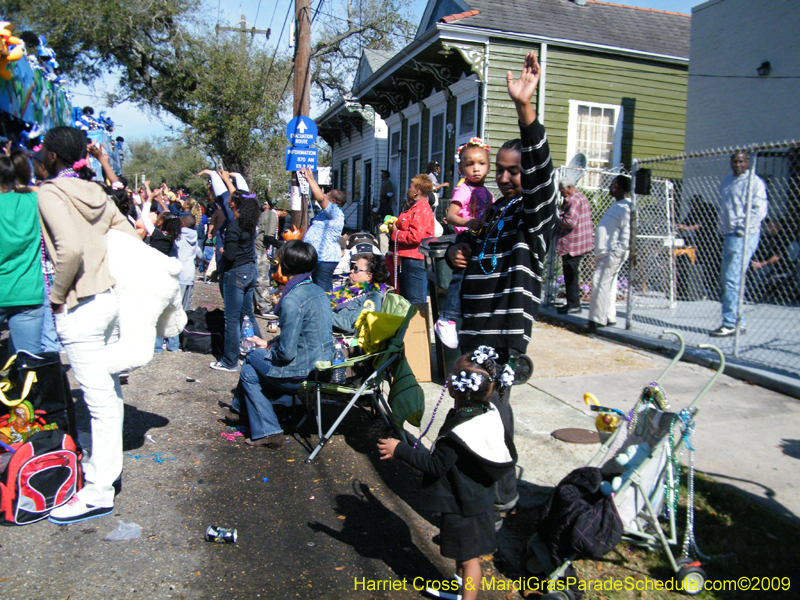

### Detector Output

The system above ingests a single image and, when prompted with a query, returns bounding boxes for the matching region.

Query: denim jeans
[720,232,760,328]
[312,261,337,293]
[231,352,301,440]
[41,273,62,353]
[220,263,261,368]
[399,257,428,304]
[438,270,463,321]
[0,303,45,359]
[54,289,122,507]
[154,336,180,353]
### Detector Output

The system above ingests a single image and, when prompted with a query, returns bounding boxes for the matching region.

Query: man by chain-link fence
[587,175,632,332]
[546,141,800,377]
[626,142,800,376]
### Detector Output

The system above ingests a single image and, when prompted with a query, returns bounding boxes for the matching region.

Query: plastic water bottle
[241,315,255,352]
[331,343,346,385]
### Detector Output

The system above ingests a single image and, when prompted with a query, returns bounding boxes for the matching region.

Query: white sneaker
[434,319,459,349]
[209,361,238,372]
[425,580,461,600]
[48,494,113,524]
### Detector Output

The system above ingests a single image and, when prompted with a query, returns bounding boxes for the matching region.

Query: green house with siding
[320,0,690,217]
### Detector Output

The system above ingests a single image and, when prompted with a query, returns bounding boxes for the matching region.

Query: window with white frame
[430,112,445,170]
[450,77,480,148]
[340,159,349,196]
[390,130,401,157]
[386,113,403,213]
[407,120,420,179]
[424,90,448,175]
[566,100,624,188]
[458,100,476,138]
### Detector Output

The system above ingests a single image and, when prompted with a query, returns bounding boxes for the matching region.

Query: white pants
[55,290,123,507]
[588,253,624,325]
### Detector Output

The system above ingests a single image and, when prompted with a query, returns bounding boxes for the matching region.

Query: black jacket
[394,404,517,516]
[537,467,623,565]
[223,220,256,269]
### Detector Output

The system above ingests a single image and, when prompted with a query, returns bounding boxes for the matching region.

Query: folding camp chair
[297,294,422,463]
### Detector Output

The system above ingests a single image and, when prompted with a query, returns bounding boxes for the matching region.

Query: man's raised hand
[506,51,540,125]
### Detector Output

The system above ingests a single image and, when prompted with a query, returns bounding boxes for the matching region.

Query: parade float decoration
[0,25,74,142]
[0,22,123,180]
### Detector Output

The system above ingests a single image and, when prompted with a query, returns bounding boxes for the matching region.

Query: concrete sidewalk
[411,323,800,525]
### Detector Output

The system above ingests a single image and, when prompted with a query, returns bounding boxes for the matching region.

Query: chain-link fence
[626,141,800,376]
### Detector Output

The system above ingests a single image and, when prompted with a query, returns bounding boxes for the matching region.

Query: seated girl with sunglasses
[327,253,390,334]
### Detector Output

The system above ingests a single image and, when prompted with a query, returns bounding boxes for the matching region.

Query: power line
[261,0,295,98]
[254,0,263,28]
[536,56,800,80]
[311,0,326,25]
[313,8,414,42]
[267,0,282,32]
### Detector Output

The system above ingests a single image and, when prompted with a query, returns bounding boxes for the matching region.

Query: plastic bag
[104,520,142,541]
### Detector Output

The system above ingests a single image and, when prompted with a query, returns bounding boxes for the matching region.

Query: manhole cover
[551,428,600,444]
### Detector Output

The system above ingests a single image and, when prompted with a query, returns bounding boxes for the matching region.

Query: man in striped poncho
[446,51,557,361]
[445,51,557,518]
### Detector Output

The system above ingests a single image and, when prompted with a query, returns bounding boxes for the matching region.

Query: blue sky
[72,0,700,141]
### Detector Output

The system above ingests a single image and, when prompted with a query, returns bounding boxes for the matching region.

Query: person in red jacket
[389,174,435,304]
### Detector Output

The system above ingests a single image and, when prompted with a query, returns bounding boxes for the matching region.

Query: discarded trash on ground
[105,520,142,541]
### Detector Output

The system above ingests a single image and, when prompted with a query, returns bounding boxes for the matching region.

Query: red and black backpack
[0,429,83,525]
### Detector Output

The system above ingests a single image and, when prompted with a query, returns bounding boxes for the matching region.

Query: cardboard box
[404,303,432,382]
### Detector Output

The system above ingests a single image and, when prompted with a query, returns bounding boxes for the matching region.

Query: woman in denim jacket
[224,240,334,449]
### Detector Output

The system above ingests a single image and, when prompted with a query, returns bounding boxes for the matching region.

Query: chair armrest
[313,351,387,372]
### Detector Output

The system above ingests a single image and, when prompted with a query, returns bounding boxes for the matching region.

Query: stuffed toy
[271,263,288,285]
[379,215,397,234]
[0,401,57,446]
[601,442,652,496]
[584,392,621,433]
[282,225,303,241]
[0,22,24,81]
[105,229,187,373]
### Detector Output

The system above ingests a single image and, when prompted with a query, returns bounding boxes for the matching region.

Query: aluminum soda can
[205,525,238,543]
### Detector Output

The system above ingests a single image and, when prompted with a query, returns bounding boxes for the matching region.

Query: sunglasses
[350,266,370,274]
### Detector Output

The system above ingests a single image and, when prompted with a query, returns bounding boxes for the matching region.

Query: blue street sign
[286,116,318,147]
[286,147,318,171]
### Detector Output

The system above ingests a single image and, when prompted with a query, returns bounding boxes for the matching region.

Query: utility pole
[291,0,312,229]
[293,0,312,117]
[216,14,271,49]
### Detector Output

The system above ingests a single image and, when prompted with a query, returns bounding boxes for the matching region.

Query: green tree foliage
[311,0,416,105]
[122,138,211,198]
[183,36,292,181]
